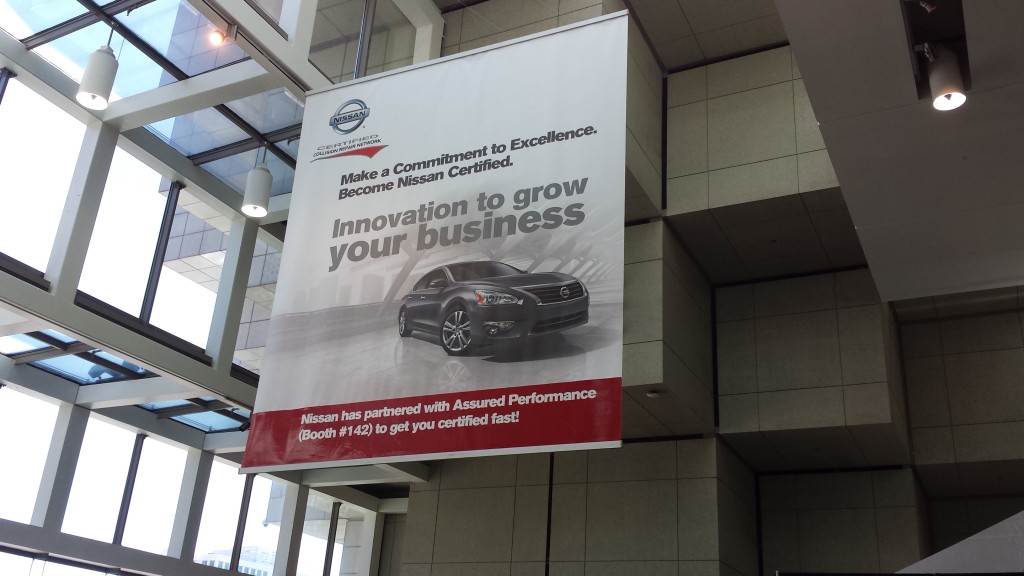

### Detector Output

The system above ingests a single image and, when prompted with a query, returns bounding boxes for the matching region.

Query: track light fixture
[208,23,237,46]
[242,146,272,218]
[76,26,118,110]
[921,43,966,111]
[917,0,937,14]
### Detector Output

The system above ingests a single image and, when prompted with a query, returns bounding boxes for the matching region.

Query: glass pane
[172,410,244,432]
[225,88,304,134]
[147,107,249,156]
[309,0,364,83]
[79,147,166,316]
[35,22,175,103]
[115,0,248,76]
[234,239,279,374]
[139,398,193,410]
[0,550,32,575]
[32,354,127,384]
[249,0,285,31]
[239,476,282,575]
[93,350,148,375]
[121,436,188,554]
[40,329,77,343]
[62,417,136,542]
[0,0,87,40]
[275,137,300,160]
[202,147,294,196]
[194,460,246,566]
[151,188,225,347]
[365,0,415,77]
[0,333,49,355]
[0,78,85,270]
[0,387,58,523]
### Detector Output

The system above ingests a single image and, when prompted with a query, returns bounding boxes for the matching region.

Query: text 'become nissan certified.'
[398,261,589,355]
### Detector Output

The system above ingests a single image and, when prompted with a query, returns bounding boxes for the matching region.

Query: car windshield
[448,262,522,282]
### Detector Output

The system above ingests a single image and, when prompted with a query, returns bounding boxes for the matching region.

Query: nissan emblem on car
[398,261,589,356]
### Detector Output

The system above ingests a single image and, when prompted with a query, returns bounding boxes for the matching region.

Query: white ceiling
[776,0,1024,302]
[434,0,789,70]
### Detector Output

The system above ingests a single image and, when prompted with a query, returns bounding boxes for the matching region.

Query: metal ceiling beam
[10,342,92,364]
[0,269,257,408]
[21,0,158,50]
[75,376,196,409]
[198,0,331,93]
[154,398,233,418]
[188,122,301,166]
[103,59,276,131]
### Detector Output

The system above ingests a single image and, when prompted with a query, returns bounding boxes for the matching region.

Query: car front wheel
[440,306,472,355]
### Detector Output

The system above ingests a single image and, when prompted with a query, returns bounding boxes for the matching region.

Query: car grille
[530,311,588,335]
[523,281,584,304]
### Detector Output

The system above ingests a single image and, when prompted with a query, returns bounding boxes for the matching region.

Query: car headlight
[474,289,522,305]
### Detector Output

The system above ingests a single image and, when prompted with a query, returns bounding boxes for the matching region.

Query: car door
[405,269,448,329]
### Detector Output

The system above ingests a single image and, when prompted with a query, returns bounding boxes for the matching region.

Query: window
[0,78,85,271]
[239,476,284,573]
[121,437,189,554]
[149,187,223,347]
[78,147,166,316]
[194,459,247,566]
[61,417,136,542]
[0,386,59,523]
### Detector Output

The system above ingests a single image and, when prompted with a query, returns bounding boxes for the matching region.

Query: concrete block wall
[929,496,1024,552]
[401,439,757,576]
[760,469,929,575]
[623,221,712,436]
[441,0,664,220]
[716,269,910,469]
[665,46,837,215]
[902,311,1024,496]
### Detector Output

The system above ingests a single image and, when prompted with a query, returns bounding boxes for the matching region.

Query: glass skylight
[35,21,174,103]
[202,147,294,196]
[0,0,87,40]
[115,0,248,77]
[225,88,304,134]
[147,107,250,156]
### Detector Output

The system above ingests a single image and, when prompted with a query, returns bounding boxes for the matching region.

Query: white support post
[205,215,259,373]
[281,0,319,62]
[393,0,444,63]
[31,402,90,531]
[45,119,118,302]
[338,510,383,576]
[272,482,309,576]
[168,449,214,560]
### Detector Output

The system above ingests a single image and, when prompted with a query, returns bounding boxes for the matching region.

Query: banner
[242,14,628,471]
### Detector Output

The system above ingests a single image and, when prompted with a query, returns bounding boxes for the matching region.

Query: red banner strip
[242,378,621,468]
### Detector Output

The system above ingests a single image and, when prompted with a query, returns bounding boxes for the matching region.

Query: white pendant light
[77,28,118,111]
[927,45,966,111]
[242,147,272,218]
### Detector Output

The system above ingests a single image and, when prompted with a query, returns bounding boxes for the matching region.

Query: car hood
[458,272,577,289]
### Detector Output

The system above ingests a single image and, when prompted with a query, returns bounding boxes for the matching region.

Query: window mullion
[322,501,342,576]
[230,473,256,571]
[139,181,182,323]
[112,433,146,545]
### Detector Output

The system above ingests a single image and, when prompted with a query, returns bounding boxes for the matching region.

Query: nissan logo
[559,286,570,299]
[329,99,370,134]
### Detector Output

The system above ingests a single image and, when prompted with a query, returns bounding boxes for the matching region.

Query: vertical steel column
[0,67,15,105]
[353,0,379,79]
[112,433,146,545]
[140,181,182,323]
[230,473,256,571]
[323,501,342,576]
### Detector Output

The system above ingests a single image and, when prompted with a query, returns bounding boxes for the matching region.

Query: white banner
[243,13,628,470]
